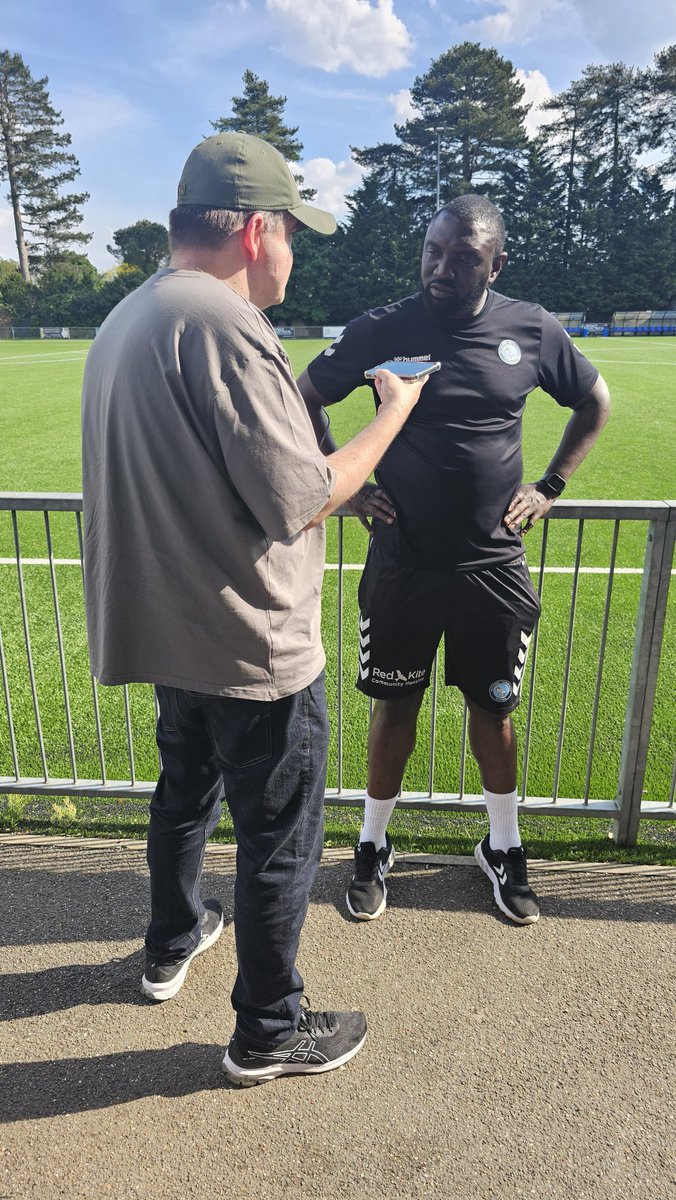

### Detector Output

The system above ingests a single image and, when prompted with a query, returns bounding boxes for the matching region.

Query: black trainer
[141,898,224,1001]
[221,1003,367,1087]
[474,836,540,925]
[345,835,395,920]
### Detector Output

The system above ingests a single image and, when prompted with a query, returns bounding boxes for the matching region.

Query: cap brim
[289,203,337,236]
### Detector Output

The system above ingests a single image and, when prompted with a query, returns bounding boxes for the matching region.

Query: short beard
[421,276,489,321]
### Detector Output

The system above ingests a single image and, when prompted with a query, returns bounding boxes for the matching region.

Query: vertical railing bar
[427,652,438,797]
[337,515,344,795]
[552,519,585,802]
[0,623,20,778]
[614,515,673,844]
[12,510,48,780]
[123,684,136,785]
[583,520,620,802]
[521,520,549,801]
[154,689,162,776]
[459,700,468,799]
[44,511,77,781]
[76,511,107,784]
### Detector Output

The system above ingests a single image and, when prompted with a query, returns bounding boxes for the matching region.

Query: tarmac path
[1,836,674,1200]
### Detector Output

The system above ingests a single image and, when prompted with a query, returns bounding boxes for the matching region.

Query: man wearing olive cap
[82,132,426,1085]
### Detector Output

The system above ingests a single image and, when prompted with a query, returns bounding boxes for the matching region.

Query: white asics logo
[495,864,507,884]
[249,1038,329,1065]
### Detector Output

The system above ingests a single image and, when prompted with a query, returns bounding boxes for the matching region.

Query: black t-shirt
[307,290,599,570]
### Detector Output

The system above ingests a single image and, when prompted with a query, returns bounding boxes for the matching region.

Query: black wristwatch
[536,473,567,499]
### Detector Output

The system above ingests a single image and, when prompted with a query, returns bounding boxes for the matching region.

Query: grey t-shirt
[82,269,335,699]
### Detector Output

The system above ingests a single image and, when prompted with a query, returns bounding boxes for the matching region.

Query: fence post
[613,506,675,845]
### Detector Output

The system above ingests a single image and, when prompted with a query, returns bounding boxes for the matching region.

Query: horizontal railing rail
[1,494,674,845]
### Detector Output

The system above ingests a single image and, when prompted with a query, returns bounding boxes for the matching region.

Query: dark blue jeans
[147,672,329,1050]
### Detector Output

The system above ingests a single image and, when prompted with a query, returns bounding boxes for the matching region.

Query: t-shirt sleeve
[306,313,377,404]
[214,353,336,542]
[537,311,599,408]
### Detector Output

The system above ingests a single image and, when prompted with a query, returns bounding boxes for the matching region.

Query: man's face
[420,212,506,319]
[255,213,298,309]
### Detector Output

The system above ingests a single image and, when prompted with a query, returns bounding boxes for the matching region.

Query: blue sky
[1,0,674,269]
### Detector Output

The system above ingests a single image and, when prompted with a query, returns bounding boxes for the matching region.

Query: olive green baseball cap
[177,132,337,236]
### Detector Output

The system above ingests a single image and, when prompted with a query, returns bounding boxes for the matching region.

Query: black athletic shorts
[356,542,541,714]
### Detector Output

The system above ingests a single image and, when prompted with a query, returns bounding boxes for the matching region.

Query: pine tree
[499,142,567,309]
[212,70,303,161]
[0,51,90,283]
[211,69,315,198]
[396,43,528,211]
[645,45,676,182]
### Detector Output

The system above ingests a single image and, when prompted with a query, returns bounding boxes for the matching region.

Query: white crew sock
[484,788,521,853]
[359,792,398,851]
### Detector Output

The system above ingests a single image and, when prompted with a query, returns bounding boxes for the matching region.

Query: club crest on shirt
[498,339,521,365]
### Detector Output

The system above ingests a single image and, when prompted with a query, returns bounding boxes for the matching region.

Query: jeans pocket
[210,701,273,769]
[156,685,191,734]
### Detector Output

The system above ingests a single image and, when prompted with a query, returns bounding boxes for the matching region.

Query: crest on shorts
[498,339,521,365]
[489,679,512,703]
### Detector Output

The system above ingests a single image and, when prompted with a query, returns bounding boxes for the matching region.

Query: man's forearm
[297,367,339,455]
[302,370,426,529]
[543,375,611,481]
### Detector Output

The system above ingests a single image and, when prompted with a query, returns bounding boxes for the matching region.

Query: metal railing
[1,494,674,845]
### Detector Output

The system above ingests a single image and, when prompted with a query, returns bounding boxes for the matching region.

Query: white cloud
[464,0,566,44]
[300,157,366,219]
[515,68,555,139]
[388,87,415,125]
[266,0,413,77]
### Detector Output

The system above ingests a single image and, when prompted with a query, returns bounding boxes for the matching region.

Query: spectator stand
[611,310,676,336]
[551,312,586,335]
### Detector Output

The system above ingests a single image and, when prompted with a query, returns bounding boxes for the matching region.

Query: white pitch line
[0,557,82,565]
[580,357,676,366]
[324,564,673,576]
[1,558,672,575]
[0,353,89,366]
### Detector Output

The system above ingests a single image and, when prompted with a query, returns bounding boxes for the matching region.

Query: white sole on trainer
[221,1031,367,1087]
[474,841,539,926]
[140,910,225,1001]
[345,844,395,921]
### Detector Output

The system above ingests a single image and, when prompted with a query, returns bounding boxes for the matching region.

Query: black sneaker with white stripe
[141,899,224,1001]
[345,835,395,920]
[474,836,540,925]
[222,1004,367,1087]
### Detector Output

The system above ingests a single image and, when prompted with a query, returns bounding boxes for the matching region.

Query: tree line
[1,48,674,329]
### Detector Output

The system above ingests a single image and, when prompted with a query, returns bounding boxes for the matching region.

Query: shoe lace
[505,846,529,886]
[298,997,337,1037]
[354,842,379,881]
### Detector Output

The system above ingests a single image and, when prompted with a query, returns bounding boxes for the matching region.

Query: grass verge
[2,795,675,866]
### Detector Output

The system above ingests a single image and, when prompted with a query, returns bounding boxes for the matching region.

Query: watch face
[543,474,566,496]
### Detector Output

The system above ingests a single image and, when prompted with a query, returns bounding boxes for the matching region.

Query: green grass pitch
[0,335,674,859]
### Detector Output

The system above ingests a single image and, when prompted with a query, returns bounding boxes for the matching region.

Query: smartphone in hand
[364,360,441,382]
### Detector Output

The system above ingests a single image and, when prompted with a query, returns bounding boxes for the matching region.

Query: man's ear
[242,212,266,261]
[490,251,508,284]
